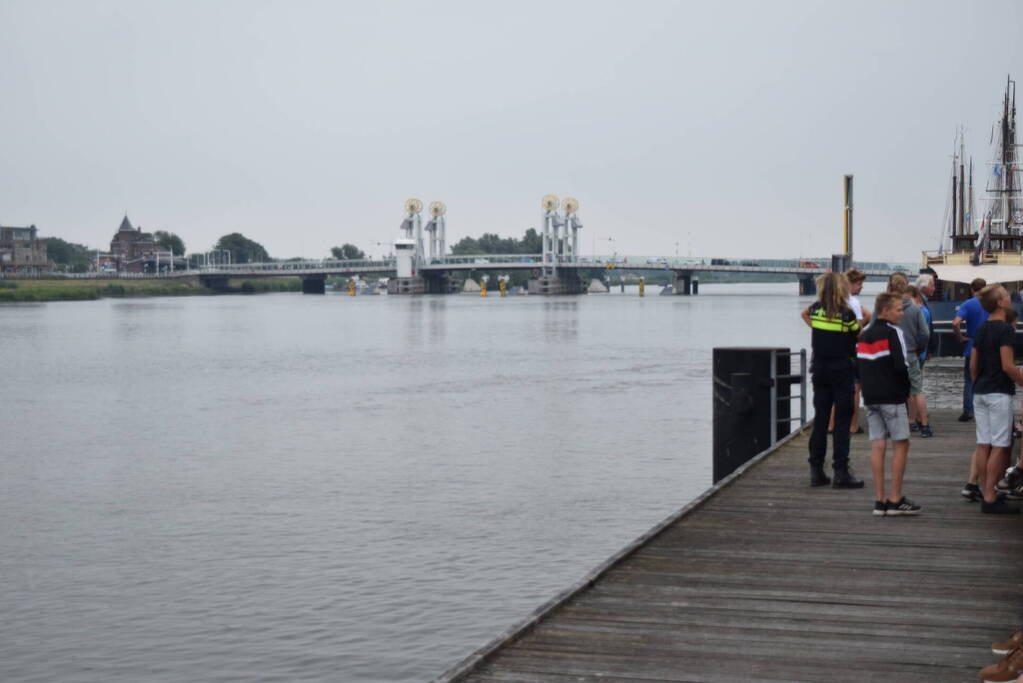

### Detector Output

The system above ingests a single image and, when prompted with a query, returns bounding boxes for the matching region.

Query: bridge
[69,255,912,295]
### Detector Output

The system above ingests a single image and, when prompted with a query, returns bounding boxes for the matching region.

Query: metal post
[843,175,853,259]
[769,349,778,446]
[438,216,446,259]
[570,216,578,263]
[542,213,550,277]
[800,348,807,426]
[414,213,423,273]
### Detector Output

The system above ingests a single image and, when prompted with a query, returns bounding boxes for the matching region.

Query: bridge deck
[441,410,1023,682]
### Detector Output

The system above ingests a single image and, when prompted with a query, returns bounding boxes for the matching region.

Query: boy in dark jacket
[857,292,920,516]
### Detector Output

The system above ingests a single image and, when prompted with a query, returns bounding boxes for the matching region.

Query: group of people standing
[801,268,933,514]
[804,271,1023,681]
[803,270,1023,518]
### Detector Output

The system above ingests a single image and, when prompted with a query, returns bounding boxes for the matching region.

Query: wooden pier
[437,410,1023,682]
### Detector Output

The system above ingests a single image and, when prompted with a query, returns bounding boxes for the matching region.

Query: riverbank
[0,277,303,302]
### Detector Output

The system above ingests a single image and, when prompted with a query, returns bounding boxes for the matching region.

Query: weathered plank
[438,410,1023,682]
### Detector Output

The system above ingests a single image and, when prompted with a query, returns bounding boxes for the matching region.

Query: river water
[1,282,956,682]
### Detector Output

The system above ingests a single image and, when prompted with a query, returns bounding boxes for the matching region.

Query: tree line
[46,230,368,273]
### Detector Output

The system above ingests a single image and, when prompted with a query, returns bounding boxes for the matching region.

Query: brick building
[109,215,159,273]
[0,224,50,275]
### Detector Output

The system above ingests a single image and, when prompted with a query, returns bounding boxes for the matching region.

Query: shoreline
[0,277,303,302]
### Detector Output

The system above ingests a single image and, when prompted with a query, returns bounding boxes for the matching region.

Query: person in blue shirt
[952,278,989,423]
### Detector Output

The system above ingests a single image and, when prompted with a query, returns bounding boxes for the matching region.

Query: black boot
[810,464,831,487]
[832,466,864,489]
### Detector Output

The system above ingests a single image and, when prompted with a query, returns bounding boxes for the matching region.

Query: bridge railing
[200,259,396,272]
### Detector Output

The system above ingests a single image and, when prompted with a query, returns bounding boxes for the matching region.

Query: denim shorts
[866,404,910,441]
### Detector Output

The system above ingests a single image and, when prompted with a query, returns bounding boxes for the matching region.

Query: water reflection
[543,299,579,343]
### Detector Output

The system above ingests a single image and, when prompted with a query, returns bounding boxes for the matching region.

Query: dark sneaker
[998,466,1023,491]
[885,497,921,516]
[980,646,1023,682]
[909,420,920,432]
[958,411,974,422]
[832,468,865,489]
[982,498,1021,514]
[918,424,933,437]
[1005,485,1023,501]
[873,500,888,516]
[994,631,1023,656]
[809,465,831,487]
[961,482,982,501]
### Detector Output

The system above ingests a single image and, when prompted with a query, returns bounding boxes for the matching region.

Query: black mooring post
[712,347,792,483]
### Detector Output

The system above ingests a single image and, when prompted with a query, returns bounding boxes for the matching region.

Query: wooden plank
[437,411,1023,682]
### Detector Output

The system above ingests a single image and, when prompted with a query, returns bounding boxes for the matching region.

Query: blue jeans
[963,356,975,415]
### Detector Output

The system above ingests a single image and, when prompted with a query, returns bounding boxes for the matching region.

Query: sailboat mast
[952,157,959,236]
[960,147,966,236]
[969,157,975,234]
[1002,76,1012,228]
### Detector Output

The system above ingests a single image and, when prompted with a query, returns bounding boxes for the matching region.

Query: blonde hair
[980,284,1007,313]
[887,271,909,295]
[816,272,850,318]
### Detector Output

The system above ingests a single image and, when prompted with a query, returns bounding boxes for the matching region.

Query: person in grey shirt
[888,272,931,436]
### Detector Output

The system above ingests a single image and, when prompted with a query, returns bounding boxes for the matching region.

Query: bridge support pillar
[422,272,457,294]
[199,275,231,292]
[673,271,694,295]
[798,275,817,296]
[302,276,326,294]
[692,277,699,295]
[387,276,426,295]
[527,271,584,295]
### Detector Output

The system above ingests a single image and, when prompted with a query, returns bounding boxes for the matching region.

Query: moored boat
[922,76,1023,355]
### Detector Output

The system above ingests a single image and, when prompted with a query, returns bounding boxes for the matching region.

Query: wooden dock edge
[430,420,813,682]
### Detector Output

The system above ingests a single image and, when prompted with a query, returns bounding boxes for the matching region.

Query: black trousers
[808,357,855,469]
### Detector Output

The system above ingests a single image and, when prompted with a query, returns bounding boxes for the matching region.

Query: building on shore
[0,224,50,275]
[110,215,157,272]
[109,215,181,273]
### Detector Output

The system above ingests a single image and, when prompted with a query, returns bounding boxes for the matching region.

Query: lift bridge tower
[388,198,452,294]
[530,194,585,294]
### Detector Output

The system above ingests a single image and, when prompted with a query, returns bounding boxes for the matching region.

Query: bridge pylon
[531,195,585,295]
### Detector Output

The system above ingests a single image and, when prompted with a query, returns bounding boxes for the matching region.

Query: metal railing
[771,349,808,441]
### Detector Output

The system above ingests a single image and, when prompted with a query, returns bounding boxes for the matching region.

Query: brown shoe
[994,631,1023,656]
[980,647,1023,682]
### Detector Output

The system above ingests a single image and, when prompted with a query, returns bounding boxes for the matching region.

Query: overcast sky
[2,0,1022,262]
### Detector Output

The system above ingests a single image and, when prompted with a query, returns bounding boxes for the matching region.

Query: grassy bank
[0,277,303,302]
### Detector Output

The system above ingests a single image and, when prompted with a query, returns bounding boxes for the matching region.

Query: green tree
[450,236,481,255]
[450,229,542,256]
[153,230,186,256]
[521,227,542,253]
[46,237,93,273]
[213,233,270,264]
[330,243,366,260]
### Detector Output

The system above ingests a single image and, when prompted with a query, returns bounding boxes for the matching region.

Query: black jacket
[857,319,911,405]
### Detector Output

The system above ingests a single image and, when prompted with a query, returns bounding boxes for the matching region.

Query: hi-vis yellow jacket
[808,302,860,361]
